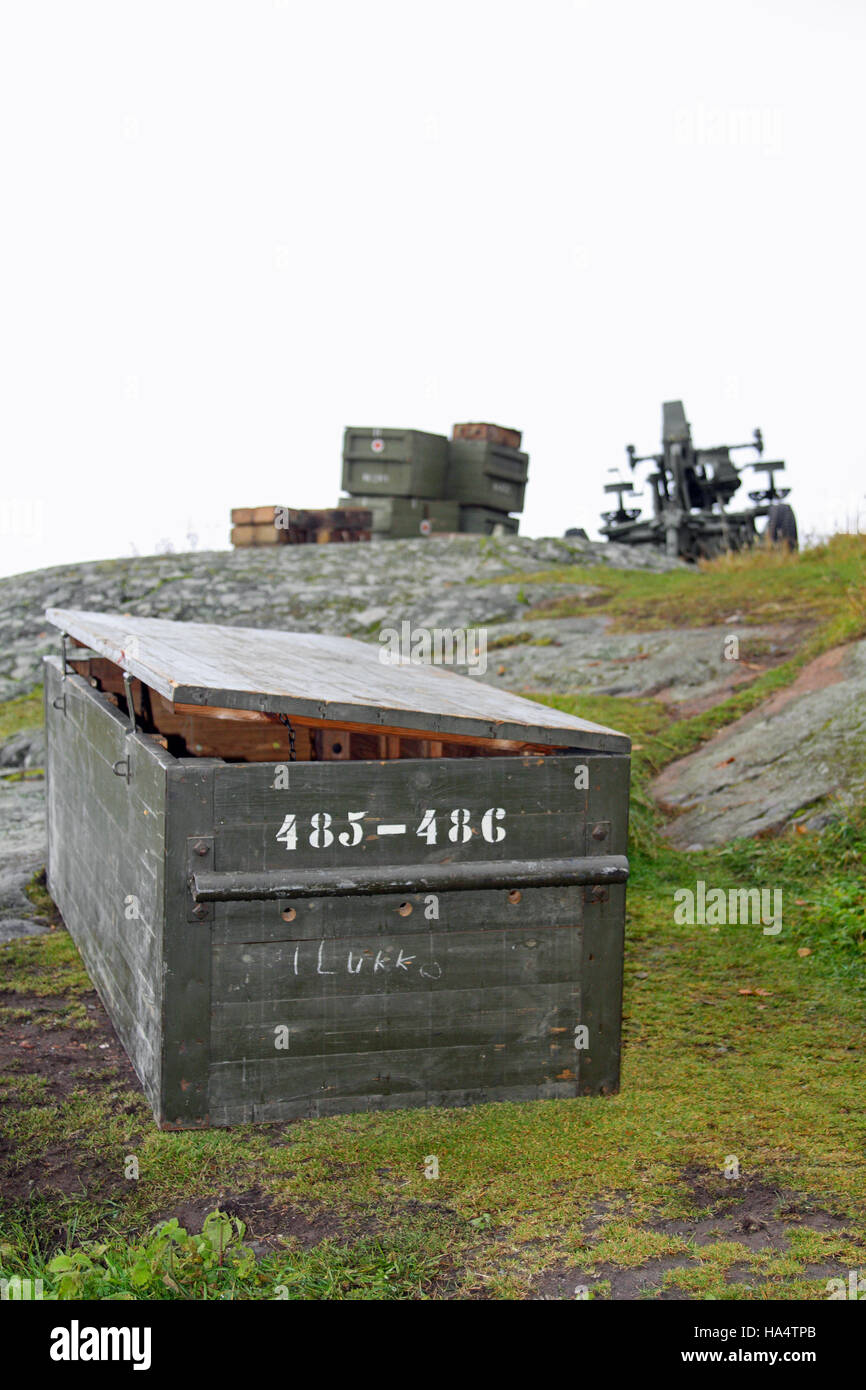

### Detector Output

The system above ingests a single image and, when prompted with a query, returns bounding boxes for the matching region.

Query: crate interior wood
[44,608,630,1128]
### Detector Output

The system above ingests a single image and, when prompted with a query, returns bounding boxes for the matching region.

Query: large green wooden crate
[342,427,449,498]
[44,608,630,1128]
[446,439,529,511]
[338,494,460,538]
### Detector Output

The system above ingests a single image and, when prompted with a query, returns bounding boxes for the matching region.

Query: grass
[0,686,43,740]
[484,533,866,639]
[1,535,865,1299]
[1,840,864,1298]
[2,791,863,1298]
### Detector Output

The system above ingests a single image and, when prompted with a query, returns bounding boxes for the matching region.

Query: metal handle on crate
[189,855,629,903]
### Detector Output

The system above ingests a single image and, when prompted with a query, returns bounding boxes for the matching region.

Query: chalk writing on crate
[273,940,445,980]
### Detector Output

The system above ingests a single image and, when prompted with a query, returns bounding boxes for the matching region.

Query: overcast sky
[1,0,863,579]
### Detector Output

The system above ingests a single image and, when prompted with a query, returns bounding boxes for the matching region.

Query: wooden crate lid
[46,608,630,752]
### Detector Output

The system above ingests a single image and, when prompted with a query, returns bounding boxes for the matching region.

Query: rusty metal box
[44,609,630,1128]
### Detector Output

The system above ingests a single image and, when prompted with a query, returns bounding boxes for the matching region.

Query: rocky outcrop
[0,778,49,941]
[0,534,681,702]
[472,618,800,709]
[652,642,866,848]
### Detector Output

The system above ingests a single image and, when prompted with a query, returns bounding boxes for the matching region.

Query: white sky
[1,0,864,578]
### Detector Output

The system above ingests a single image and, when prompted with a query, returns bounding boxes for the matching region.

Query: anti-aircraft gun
[598,400,797,561]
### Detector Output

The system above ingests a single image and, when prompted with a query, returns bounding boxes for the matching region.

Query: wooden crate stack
[231,506,373,548]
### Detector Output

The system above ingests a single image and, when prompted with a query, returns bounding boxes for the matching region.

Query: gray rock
[0,536,684,702]
[653,641,866,847]
[0,917,50,942]
[454,618,798,707]
[0,728,47,769]
[0,776,49,939]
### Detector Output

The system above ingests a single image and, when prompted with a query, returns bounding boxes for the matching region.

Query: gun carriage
[599,401,797,562]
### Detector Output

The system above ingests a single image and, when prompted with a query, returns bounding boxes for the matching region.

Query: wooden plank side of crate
[211,922,583,1002]
[212,753,595,824]
[210,755,600,880]
[206,913,586,1124]
[210,1079,577,1124]
[578,884,626,1094]
[208,1032,581,1124]
[44,659,170,1115]
[217,815,586,873]
[576,752,630,1093]
[45,609,629,751]
[211,883,581,945]
[211,978,580,1061]
[160,761,217,1128]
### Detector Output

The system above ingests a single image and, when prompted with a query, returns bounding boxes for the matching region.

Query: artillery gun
[599,401,797,561]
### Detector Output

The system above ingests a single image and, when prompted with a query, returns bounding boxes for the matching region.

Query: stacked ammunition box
[340,423,527,538]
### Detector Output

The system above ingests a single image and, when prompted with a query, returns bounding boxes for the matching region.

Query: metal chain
[278,712,296,762]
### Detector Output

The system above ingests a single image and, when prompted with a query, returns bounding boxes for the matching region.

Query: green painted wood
[576,753,629,1093]
[43,641,629,1128]
[210,1079,578,1125]
[446,439,529,510]
[341,428,449,498]
[337,495,460,537]
[211,924,583,1003]
[210,882,583,945]
[160,761,215,1127]
[213,754,601,824]
[214,817,591,874]
[208,1036,578,1121]
[449,438,530,482]
[577,885,625,1094]
[211,979,580,1061]
[44,658,169,1114]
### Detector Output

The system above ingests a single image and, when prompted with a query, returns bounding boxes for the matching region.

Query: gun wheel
[765,503,799,551]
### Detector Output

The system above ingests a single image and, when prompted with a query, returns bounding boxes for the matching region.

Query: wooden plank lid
[46,608,630,752]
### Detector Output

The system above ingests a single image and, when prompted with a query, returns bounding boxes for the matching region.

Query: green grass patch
[0,687,44,739]
[484,534,866,637]
[0,1208,454,1301]
[0,927,91,1000]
